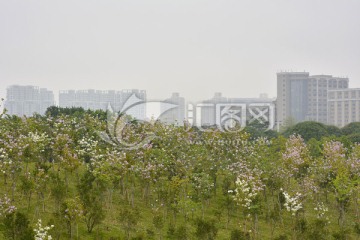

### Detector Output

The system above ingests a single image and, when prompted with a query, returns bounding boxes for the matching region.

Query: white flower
[231,176,263,210]
[282,190,302,215]
[34,219,54,240]
[314,202,328,219]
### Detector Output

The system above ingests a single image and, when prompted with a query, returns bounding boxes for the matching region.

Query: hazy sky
[1,0,359,104]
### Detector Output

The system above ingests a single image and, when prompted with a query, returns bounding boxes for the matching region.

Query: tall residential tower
[276,72,348,126]
[277,72,310,125]
[4,85,54,116]
[328,89,360,127]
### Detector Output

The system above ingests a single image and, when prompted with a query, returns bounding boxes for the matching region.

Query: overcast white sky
[0,0,359,104]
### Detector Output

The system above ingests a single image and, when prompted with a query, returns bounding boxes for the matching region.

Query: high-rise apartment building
[328,89,360,127]
[4,85,54,116]
[277,72,310,125]
[59,89,119,110]
[307,75,348,123]
[59,89,146,119]
[276,72,348,126]
[160,92,186,125]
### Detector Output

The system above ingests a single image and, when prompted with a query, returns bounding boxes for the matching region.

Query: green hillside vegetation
[0,107,360,239]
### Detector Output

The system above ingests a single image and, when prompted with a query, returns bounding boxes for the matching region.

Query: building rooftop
[277,71,309,75]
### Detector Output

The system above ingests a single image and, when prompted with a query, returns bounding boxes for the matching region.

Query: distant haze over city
[1,0,360,103]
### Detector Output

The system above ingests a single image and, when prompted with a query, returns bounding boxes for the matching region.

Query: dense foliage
[1,107,360,239]
[283,121,360,143]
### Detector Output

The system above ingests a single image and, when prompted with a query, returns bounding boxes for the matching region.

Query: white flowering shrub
[0,195,16,216]
[281,189,302,216]
[231,176,263,210]
[0,147,9,174]
[34,219,54,240]
[314,202,328,219]
[28,131,49,153]
[77,137,98,158]
[0,138,23,176]
[190,172,215,201]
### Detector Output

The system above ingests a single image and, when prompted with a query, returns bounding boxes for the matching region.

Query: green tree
[342,122,360,135]
[2,212,34,240]
[77,171,106,233]
[119,207,140,240]
[194,218,218,240]
[346,133,360,143]
[152,213,164,240]
[283,121,329,141]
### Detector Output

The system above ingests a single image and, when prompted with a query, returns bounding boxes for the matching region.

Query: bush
[346,133,360,143]
[194,218,218,240]
[305,219,329,240]
[2,212,34,240]
[167,224,188,240]
[342,122,360,135]
[273,234,288,240]
[332,228,351,240]
[230,229,250,240]
[294,218,307,236]
[283,121,330,141]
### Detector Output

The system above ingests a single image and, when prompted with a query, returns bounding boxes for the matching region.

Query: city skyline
[4,68,360,129]
[0,70,349,106]
[1,0,359,103]
[0,69,353,104]
[1,83,275,107]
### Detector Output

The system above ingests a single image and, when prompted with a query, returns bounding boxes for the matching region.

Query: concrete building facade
[4,85,54,116]
[276,72,348,126]
[160,92,186,125]
[307,75,348,123]
[277,72,310,125]
[328,89,360,127]
[59,89,146,119]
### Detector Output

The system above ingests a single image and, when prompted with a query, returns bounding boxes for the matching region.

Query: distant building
[198,92,227,126]
[196,93,275,129]
[160,92,186,125]
[59,89,120,110]
[4,85,54,116]
[117,89,147,120]
[328,89,360,127]
[307,75,348,123]
[277,72,310,125]
[276,72,348,126]
[59,89,146,119]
